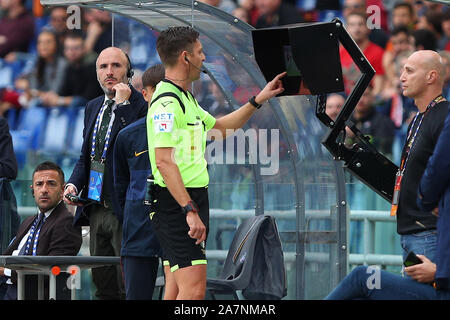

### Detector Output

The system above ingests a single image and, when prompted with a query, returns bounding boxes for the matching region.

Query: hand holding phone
[65,194,92,206]
[403,251,423,267]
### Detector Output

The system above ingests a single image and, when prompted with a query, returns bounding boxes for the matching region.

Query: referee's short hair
[156,26,200,67]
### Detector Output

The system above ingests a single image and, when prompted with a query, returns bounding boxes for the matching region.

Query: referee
[147,26,285,300]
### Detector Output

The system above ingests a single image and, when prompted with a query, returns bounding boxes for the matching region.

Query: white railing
[18,207,403,266]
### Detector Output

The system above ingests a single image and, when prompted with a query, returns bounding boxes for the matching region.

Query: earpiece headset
[124,51,134,80]
[184,54,207,74]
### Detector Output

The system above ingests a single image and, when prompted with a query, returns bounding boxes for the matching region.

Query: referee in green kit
[147,26,286,300]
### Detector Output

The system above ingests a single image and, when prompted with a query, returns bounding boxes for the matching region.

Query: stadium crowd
[1,0,449,171]
[0,0,449,300]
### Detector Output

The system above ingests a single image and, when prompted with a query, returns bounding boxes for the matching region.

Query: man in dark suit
[0,116,17,180]
[63,47,147,299]
[0,161,82,300]
[0,116,19,253]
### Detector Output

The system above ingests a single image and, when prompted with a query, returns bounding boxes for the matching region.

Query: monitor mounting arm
[316,18,398,202]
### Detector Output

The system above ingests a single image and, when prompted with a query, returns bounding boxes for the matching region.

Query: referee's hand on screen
[186,212,206,245]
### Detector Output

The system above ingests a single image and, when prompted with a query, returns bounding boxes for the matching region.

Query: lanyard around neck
[23,214,46,256]
[91,100,115,163]
[400,94,446,171]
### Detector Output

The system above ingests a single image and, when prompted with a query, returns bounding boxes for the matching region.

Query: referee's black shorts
[151,186,209,272]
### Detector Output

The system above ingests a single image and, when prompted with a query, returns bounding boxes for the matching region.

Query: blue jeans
[401,230,437,262]
[325,266,450,300]
[401,230,437,278]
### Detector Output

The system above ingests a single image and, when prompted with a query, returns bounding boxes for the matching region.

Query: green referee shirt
[146,79,216,188]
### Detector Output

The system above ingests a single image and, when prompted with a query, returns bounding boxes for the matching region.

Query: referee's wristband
[249,96,262,109]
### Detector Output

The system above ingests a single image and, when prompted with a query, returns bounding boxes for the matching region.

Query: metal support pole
[17,271,25,300]
[38,274,44,300]
[49,273,57,300]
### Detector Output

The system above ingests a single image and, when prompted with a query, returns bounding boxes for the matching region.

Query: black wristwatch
[249,96,262,109]
[181,200,199,215]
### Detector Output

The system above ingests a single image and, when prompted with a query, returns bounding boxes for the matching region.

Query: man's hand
[63,185,82,207]
[255,71,286,105]
[404,255,436,283]
[0,267,4,276]
[113,83,132,104]
[432,207,439,217]
[186,211,206,245]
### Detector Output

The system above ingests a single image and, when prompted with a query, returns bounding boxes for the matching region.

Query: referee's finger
[196,231,206,245]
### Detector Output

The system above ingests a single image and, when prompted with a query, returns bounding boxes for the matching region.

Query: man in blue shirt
[113,64,164,299]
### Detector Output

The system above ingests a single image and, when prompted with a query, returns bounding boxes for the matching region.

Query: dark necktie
[95,99,115,159]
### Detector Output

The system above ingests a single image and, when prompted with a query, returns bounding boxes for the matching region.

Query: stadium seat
[39,107,70,154]
[0,60,14,89]
[10,106,48,167]
[67,107,85,157]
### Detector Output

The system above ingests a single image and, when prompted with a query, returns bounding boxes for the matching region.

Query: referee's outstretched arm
[211,71,286,139]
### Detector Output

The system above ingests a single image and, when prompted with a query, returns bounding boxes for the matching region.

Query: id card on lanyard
[88,101,115,202]
[88,160,105,202]
[390,95,445,216]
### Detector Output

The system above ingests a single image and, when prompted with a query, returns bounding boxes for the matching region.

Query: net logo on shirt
[153,112,174,133]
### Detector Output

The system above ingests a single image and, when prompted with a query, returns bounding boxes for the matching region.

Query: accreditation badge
[88,160,105,202]
[390,169,403,216]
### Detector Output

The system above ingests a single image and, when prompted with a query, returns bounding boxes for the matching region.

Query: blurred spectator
[200,0,236,14]
[413,0,427,19]
[379,49,417,163]
[382,26,413,99]
[83,9,129,55]
[237,0,260,26]
[0,88,20,117]
[193,75,214,109]
[340,12,385,96]
[345,86,395,156]
[439,50,450,101]
[255,0,304,28]
[417,10,444,45]
[0,115,17,179]
[342,0,389,49]
[45,6,69,50]
[379,50,416,130]
[421,0,445,16]
[391,1,416,30]
[412,28,437,51]
[438,10,450,51]
[207,82,231,117]
[39,30,102,108]
[232,6,251,23]
[0,0,34,58]
[16,30,67,108]
[325,93,345,121]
